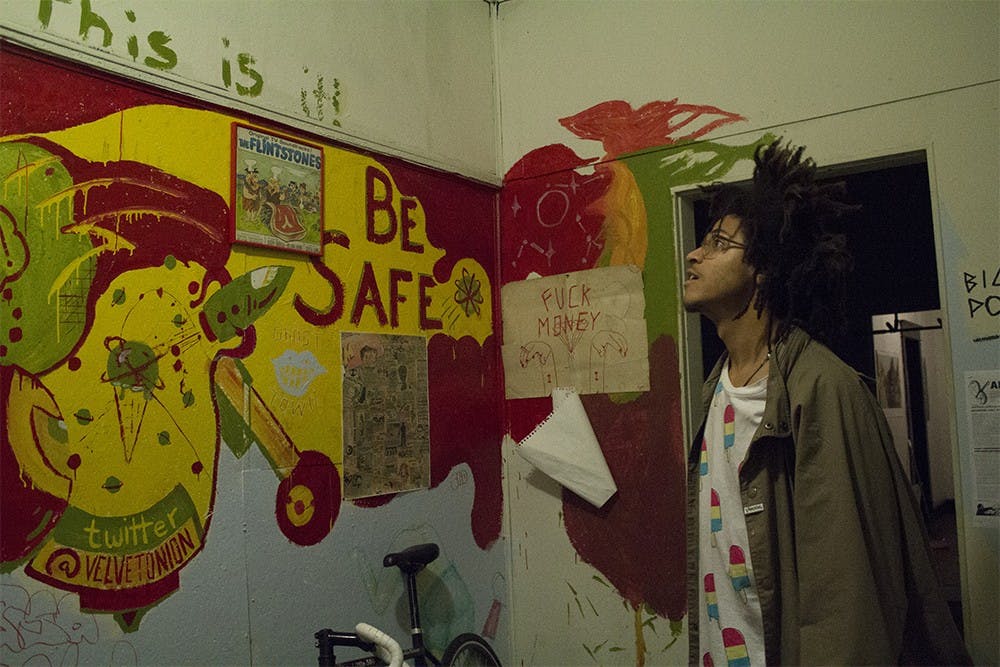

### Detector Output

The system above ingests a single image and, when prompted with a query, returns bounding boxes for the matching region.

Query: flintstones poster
[232,124,324,255]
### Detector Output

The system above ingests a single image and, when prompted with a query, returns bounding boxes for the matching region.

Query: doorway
[683,152,940,386]
[676,148,964,632]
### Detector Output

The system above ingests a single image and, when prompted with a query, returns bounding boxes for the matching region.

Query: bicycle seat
[382,543,439,574]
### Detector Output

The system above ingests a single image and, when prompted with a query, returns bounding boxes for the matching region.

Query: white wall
[496,0,998,175]
[497,1,999,664]
[0,0,499,182]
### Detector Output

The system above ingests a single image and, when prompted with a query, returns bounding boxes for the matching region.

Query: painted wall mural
[1,45,501,632]
[502,99,771,662]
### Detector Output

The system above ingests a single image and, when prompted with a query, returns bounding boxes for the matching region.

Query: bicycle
[315,543,502,667]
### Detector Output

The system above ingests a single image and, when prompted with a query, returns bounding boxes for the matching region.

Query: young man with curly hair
[684,140,970,665]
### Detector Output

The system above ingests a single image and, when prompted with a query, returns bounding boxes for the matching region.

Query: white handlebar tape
[355,622,405,667]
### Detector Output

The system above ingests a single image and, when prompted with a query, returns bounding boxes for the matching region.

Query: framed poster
[231,124,323,255]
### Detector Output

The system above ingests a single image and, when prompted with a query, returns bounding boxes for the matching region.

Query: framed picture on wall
[231,124,324,255]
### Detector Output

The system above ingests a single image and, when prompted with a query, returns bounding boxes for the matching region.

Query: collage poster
[341,333,431,499]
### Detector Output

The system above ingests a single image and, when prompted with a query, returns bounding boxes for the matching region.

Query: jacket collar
[698,326,814,440]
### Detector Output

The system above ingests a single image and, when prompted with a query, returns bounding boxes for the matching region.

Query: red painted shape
[0,43,192,135]
[375,158,499,292]
[15,137,232,321]
[559,99,745,159]
[275,450,341,546]
[0,366,68,563]
[500,145,612,283]
[563,335,688,620]
[353,333,504,550]
[362,160,504,548]
[427,333,503,549]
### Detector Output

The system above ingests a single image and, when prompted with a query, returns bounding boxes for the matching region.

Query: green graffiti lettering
[79,0,112,46]
[144,31,177,70]
[235,52,263,97]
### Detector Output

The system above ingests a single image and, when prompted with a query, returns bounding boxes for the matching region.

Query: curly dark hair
[704,139,856,345]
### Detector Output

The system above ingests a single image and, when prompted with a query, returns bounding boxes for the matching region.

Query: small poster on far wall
[966,370,1000,523]
[876,351,903,409]
[231,124,324,255]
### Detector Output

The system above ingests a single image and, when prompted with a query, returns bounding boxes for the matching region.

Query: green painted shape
[50,484,203,555]
[106,340,159,393]
[0,142,95,373]
[104,476,123,494]
[201,265,293,342]
[47,414,69,442]
[115,607,150,634]
[621,135,776,342]
[215,383,253,459]
[213,358,281,472]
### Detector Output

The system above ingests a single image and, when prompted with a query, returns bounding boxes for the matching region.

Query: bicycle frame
[315,543,443,667]
[315,543,500,666]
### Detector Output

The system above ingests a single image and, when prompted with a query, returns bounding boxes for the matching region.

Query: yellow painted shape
[39,262,232,518]
[238,153,494,462]
[598,161,648,268]
[4,367,72,500]
[33,105,234,198]
[285,485,316,527]
[432,258,493,344]
[10,106,495,477]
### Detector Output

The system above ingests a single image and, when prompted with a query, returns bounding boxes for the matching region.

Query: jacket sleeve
[789,369,967,665]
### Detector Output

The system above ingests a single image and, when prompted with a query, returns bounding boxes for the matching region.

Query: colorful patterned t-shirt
[697,363,768,667]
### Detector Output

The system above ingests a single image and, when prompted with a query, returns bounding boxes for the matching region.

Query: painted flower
[453,268,484,317]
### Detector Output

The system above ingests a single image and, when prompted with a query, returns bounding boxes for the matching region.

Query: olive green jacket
[687,327,970,665]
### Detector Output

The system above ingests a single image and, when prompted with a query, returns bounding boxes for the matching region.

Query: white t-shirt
[697,363,768,667]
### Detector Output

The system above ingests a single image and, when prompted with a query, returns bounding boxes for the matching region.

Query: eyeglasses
[697,230,747,258]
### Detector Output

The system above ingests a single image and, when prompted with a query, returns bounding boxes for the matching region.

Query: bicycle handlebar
[355,622,404,667]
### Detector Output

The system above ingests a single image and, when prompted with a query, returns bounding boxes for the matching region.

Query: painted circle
[284,484,316,527]
[274,450,339,546]
[105,339,159,392]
